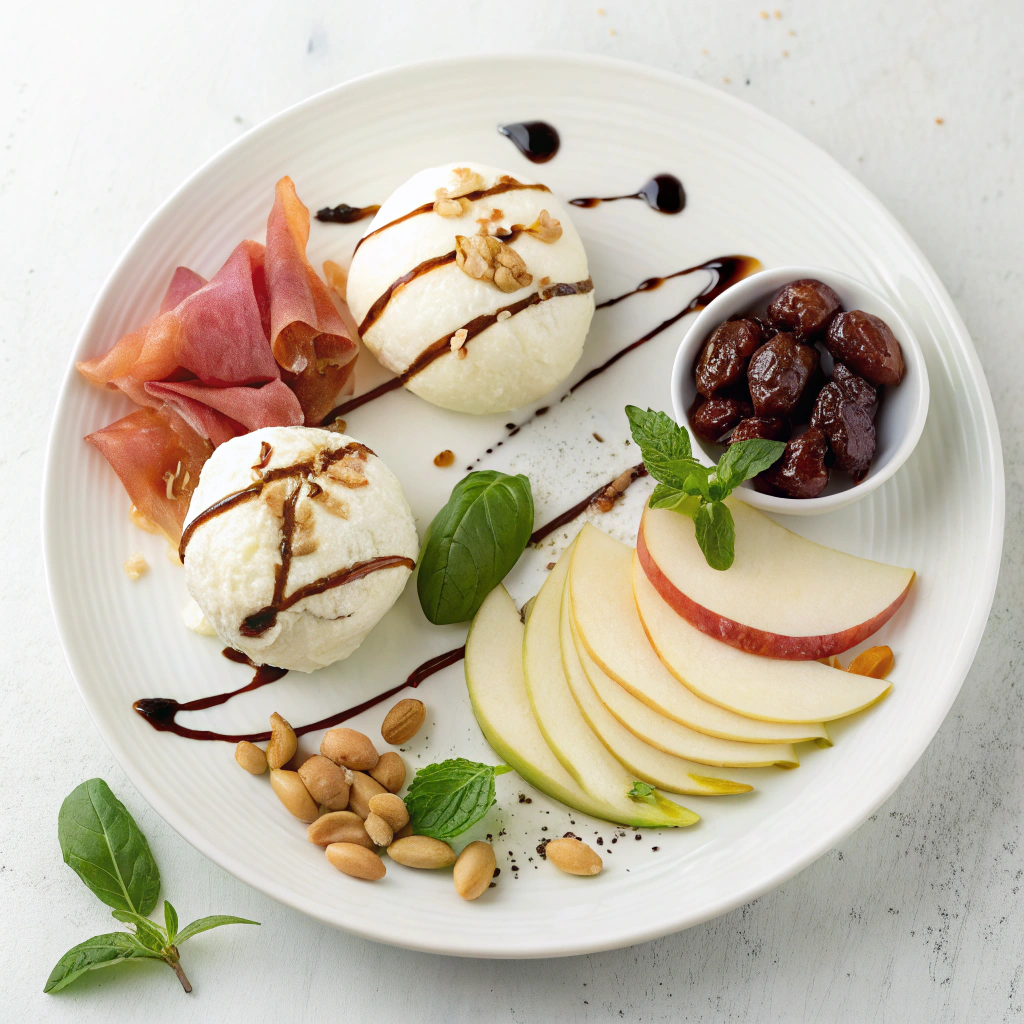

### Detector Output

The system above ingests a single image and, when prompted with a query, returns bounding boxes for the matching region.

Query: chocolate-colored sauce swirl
[571,174,686,214]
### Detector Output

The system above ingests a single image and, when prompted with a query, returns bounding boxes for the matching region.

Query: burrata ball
[346,161,594,414]
[182,426,418,672]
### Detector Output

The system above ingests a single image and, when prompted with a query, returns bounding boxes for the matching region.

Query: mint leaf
[44,932,163,993]
[58,779,160,916]
[163,900,178,944]
[418,471,534,625]
[175,915,259,945]
[628,780,658,803]
[716,439,787,491]
[650,484,702,517]
[405,759,512,840]
[694,501,735,570]
[625,406,702,487]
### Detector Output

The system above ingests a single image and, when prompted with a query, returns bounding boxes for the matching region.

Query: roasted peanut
[454,841,496,900]
[307,810,374,849]
[270,769,318,822]
[234,741,267,775]
[370,751,406,793]
[381,698,426,745]
[368,792,409,831]
[387,835,456,869]
[545,838,603,876]
[393,821,414,840]
[363,812,394,847]
[325,842,386,880]
[266,712,297,769]
[846,645,894,679]
[348,771,387,819]
[320,727,379,771]
[297,755,351,810]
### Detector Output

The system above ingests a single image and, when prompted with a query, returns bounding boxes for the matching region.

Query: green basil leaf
[625,406,703,487]
[111,910,167,952]
[174,915,260,946]
[716,439,787,492]
[44,932,163,994]
[628,780,658,804]
[694,501,735,571]
[649,484,702,518]
[405,759,512,840]
[58,779,160,916]
[163,900,178,944]
[417,471,534,625]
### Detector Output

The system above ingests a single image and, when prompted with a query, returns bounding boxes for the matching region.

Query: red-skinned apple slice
[638,501,914,660]
[633,555,892,722]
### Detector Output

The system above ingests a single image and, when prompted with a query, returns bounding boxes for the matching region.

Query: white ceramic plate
[43,54,1003,958]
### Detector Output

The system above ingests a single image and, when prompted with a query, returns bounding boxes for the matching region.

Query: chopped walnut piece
[539,276,551,286]
[450,328,469,354]
[456,347,468,360]
[325,455,369,488]
[434,189,471,218]
[497,310,512,321]
[590,467,638,513]
[454,234,532,293]
[526,209,562,243]
[325,417,347,434]
[292,499,318,557]
[447,167,486,197]
[123,553,148,580]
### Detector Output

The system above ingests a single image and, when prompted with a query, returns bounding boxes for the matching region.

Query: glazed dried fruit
[832,362,878,417]
[758,427,830,498]
[747,333,820,418]
[826,310,904,386]
[691,397,754,444]
[727,416,789,445]
[811,378,877,481]
[694,318,762,397]
[766,278,841,339]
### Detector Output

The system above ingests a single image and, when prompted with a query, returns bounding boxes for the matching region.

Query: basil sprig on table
[626,406,785,571]
[417,471,534,624]
[404,759,512,841]
[46,779,257,994]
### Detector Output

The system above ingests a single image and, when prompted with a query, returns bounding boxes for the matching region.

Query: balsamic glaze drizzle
[315,203,381,224]
[570,174,686,214]
[497,121,561,163]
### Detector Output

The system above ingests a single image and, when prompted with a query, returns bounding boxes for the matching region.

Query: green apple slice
[465,584,608,820]
[522,540,698,828]
[569,523,828,744]
[558,581,754,795]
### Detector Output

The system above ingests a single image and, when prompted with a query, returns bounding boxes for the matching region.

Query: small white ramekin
[671,265,930,515]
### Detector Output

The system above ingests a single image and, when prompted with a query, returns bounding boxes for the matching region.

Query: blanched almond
[266,712,297,769]
[325,842,386,880]
[270,769,318,822]
[320,727,379,771]
[348,771,387,819]
[367,792,409,831]
[234,741,267,775]
[545,838,603,876]
[387,835,456,869]
[307,810,374,848]
[393,821,414,840]
[370,751,406,793]
[363,812,393,847]
[297,755,351,810]
[454,841,496,900]
[381,698,426,745]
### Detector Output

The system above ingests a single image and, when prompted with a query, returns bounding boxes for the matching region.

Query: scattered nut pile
[690,278,906,498]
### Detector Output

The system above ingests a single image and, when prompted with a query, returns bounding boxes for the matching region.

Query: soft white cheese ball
[346,161,594,414]
[183,426,418,672]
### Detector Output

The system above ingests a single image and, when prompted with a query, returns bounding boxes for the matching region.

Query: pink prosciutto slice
[266,176,357,424]
[86,406,213,541]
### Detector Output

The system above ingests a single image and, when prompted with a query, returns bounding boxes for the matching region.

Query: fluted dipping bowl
[671,266,930,515]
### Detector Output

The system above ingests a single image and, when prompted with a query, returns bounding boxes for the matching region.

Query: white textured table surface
[2,1,1021,1020]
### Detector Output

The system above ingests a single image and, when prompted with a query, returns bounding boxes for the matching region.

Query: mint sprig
[46,779,257,994]
[625,405,785,570]
[404,758,512,841]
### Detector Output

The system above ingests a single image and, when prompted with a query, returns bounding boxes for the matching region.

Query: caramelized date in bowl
[672,265,929,515]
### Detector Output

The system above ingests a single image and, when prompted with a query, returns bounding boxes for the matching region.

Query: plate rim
[42,51,1006,958]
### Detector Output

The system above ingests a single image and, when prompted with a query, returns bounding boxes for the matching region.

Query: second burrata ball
[182,426,419,672]
[346,161,595,414]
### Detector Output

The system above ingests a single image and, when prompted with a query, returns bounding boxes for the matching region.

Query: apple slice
[569,523,828,745]
[465,585,610,820]
[638,501,914,660]
[523,541,698,828]
[558,582,755,794]
[633,554,892,722]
